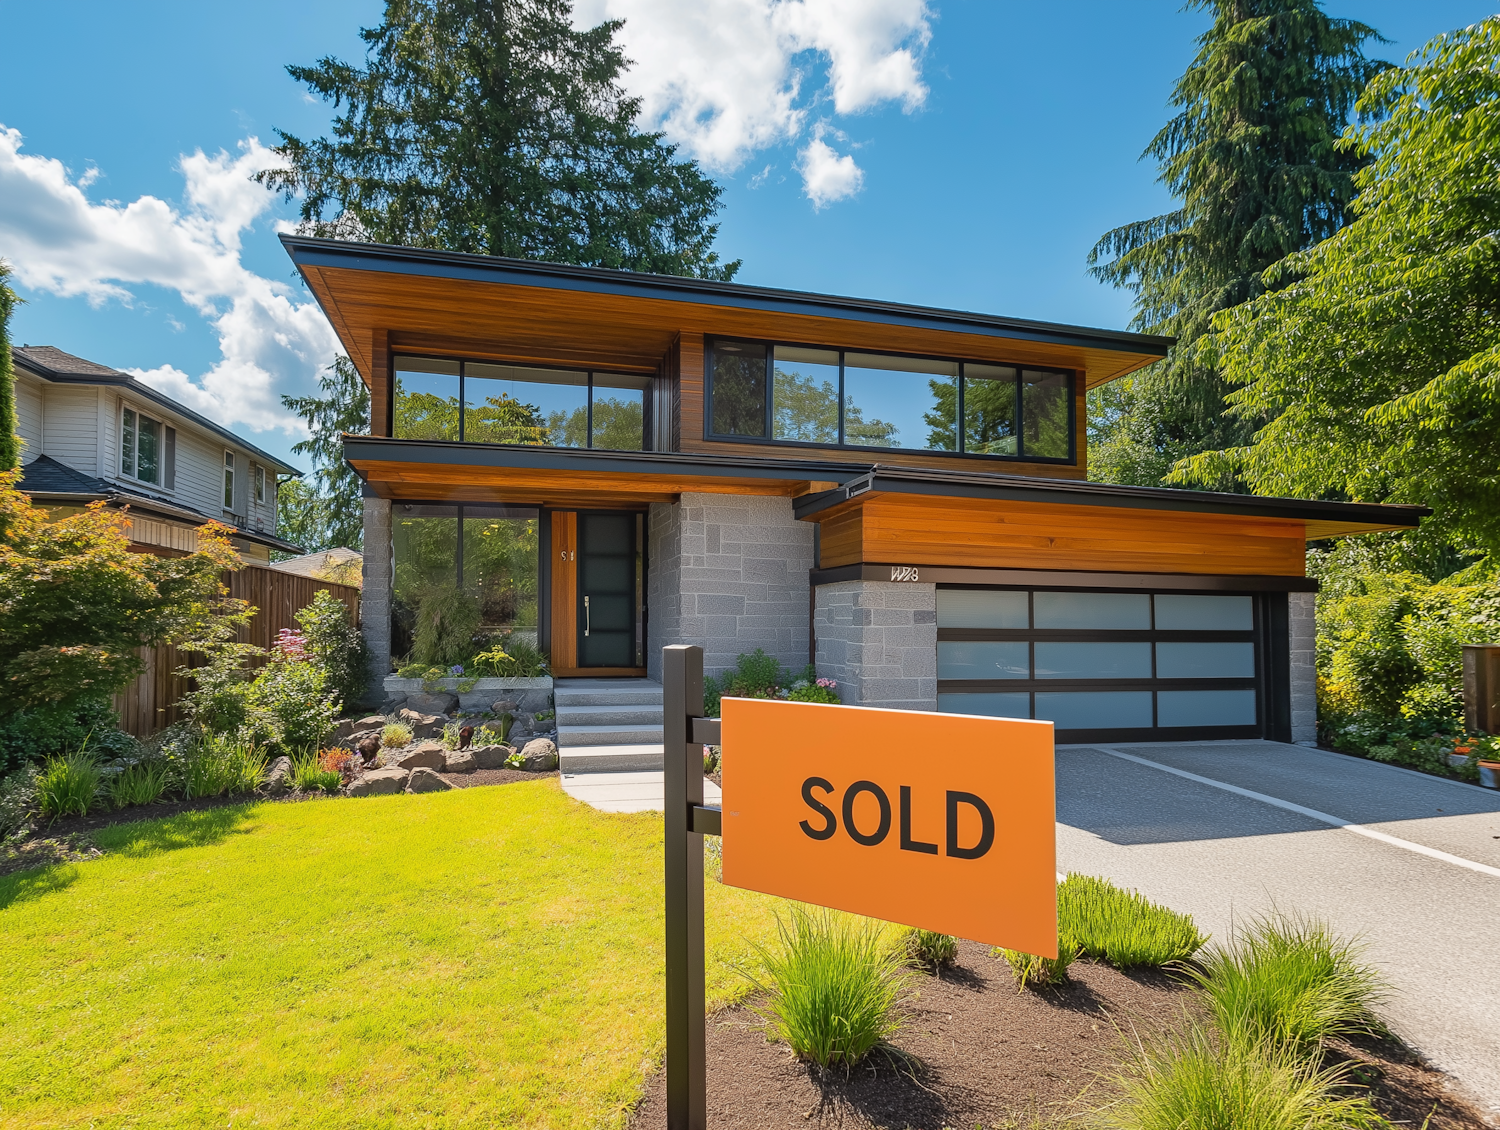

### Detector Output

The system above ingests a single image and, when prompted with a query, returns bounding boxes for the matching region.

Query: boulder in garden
[470,744,514,770]
[405,692,458,716]
[263,756,292,796]
[443,749,476,774]
[520,738,558,772]
[348,768,409,797]
[406,767,454,793]
[397,708,446,739]
[396,741,447,771]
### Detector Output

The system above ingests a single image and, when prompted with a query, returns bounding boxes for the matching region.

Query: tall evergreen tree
[0,260,21,471]
[259,0,738,280]
[280,356,370,552]
[1086,0,1386,487]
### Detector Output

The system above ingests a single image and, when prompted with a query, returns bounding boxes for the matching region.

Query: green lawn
[0,780,784,1129]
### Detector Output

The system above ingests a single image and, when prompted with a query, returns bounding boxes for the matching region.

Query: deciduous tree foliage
[0,471,246,713]
[1087,0,1386,487]
[1178,19,1500,552]
[0,260,21,472]
[259,0,738,281]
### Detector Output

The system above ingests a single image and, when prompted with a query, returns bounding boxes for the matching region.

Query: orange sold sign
[719,698,1057,957]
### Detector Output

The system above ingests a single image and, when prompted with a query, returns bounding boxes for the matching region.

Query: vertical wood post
[662,644,706,1130]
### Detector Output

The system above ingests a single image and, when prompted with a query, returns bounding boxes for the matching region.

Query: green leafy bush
[1058,873,1207,967]
[1097,1022,1387,1130]
[242,658,340,753]
[704,651,823,715]
[0,764,38,839]
[1189,911,1383,1059]
[996,939,1078,989]
[470,638,550,678]
[296,590,370,713]
[0,697,137,774]
[37,747,101,819]
[745,907,910,1068]
[786,678,840,704]
[290,751,343,793]
[106,760,170,809]
[900,928,958,972]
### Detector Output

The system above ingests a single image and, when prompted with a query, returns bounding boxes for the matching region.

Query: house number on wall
[890,566,920,582]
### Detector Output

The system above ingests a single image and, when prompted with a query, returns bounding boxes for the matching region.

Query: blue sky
[1,0,1493,469]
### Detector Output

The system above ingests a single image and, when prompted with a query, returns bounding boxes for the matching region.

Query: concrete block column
[814,580,937,712]
[1288,589,1317,745]
[361,496,392,698]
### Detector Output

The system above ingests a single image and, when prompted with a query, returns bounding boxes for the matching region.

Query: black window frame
[388,354,654,451]
[704,337,1076,464]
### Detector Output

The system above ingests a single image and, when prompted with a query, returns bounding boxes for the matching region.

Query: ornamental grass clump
[900,928,958,972]
[182,733,266,799]
[998,937,1080,989]
[746,907,911,1069]
[1190,911,1384,1059]
[37,746,101,819]
[106,760,170,809]
[1059,873,1207,968]
[291,750,343,794]
[382,720,414,748]
[1096,1021,1388,1130]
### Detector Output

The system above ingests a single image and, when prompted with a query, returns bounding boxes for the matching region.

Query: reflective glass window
[1035,691,1153,729]
[136,417,160,484]
[1158,689,1257,727]
[1033,591,1151,629]
[1021,369,1070,459]
[1155,642,1255,679]
[393,356,461,441]
[937,588,1029,629]
[590,373,649,451]
[962,364,1018,456]
[463,506,541,645]
[711,341,767,437]
[773,346,840,443]
[1154,594,1254,631]
[391,504,459,663]
[1034,641,1152,680]
[465,362,586,447]
[937,692,1031,719]
[938,641,1029,680]
[843,353,958,450]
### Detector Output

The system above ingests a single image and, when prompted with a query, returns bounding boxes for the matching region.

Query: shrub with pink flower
[272,628,310,663]
[787,675,840,705]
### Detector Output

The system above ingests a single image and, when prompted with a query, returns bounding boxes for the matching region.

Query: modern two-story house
[283,235,1426,746]
[13,345,303,562]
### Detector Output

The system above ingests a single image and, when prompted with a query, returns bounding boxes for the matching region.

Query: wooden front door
[550,510,645,677]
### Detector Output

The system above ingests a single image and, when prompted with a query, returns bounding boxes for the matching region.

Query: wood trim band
[809,563,1319,592]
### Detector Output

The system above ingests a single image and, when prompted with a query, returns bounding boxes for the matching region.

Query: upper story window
[391,355,649,450]
[707,340,1074,462]
[121,406,160,483]
[253,464,266,505]
[223,451,237,511]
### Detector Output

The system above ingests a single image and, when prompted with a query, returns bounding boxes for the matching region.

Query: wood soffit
[300,265,1164,390]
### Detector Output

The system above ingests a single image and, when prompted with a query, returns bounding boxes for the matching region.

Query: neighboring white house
[12,345,304,563]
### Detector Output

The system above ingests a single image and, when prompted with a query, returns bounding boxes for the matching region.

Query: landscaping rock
[520,738,558,772]
[356,735,382,765]
[470,744,515,769]
[263,756,292,795]
[490,698,520,715]
[397,709,446,739]
[443,749,476,774]
[406,767,454,793]
[405,692,458,716]
[348,768,409,797]
[381,694,408,713]
[397,741,447,771]
[356,714,386,729]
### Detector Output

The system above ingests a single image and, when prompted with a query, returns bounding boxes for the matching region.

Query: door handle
[584,595,590,636]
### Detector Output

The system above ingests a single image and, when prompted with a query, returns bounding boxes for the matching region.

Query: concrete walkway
[560,770,721,814]
[1056,740,1500,1114]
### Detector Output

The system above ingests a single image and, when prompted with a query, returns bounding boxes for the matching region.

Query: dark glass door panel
[578,513,638,667]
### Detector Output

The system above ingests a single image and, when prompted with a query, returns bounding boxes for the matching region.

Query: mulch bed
[630,940,1494,1130]
[438,767,558,789]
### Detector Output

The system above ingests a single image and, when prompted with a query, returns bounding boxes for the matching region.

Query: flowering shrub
[787,677,840,705]
[273,628,309,662]
[319,747,356,781]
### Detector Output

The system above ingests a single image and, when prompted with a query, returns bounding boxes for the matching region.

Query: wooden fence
[113,564,361,738]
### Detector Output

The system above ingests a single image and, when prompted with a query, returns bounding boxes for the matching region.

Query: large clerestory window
[707,339,1073,462]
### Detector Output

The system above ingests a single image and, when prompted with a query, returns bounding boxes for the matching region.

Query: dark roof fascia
[15,353,302,476]
[790,466,1430,528]
[282,235,1174,358]
[341,434,875,485]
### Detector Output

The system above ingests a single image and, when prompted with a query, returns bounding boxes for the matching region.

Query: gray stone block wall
[362,497,392,697]
[1289,589,1317,745]
[646,492,814,680]
[814,581,937,712]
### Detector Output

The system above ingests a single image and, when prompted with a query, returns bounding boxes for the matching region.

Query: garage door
[936,587,1269,741]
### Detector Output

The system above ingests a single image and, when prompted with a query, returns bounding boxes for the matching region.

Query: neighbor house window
[223,452,236,511]
[120,406,162,484]
[253,465,266,504]
[706,340,1075,462]
[392,355,649,450]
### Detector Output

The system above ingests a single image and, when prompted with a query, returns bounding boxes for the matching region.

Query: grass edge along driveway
[0,780,785,1129]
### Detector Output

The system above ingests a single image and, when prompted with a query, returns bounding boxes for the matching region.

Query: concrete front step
[559,744,664,773]
[553,678,664,708]
[556,722,665,747]
[556,704,664,728]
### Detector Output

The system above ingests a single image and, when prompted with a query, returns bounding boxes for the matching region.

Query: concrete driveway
[1055,740,1500,1115]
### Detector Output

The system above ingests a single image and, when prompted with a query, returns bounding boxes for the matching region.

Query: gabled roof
[13,346,303,476]
[16,454,306,555]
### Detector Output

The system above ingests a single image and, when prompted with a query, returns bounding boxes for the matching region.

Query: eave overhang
[24,489,306,555]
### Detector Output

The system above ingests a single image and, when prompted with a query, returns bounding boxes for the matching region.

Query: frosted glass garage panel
[1153,593,1253,630]
[1155,641,1255,679]
[1158,689,1257,727]
[937,589,1029,628]
[938,692,1031,719]
[1035,691,1152,729]
[1034,641,1151,680]
[1033,591,1150,629]
[938,641,1029,680]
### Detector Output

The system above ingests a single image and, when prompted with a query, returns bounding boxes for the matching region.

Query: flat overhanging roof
[283,235,1172,389]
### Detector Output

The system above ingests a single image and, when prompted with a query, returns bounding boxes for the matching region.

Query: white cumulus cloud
[573,0,931,206]
[0,125,338,435]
